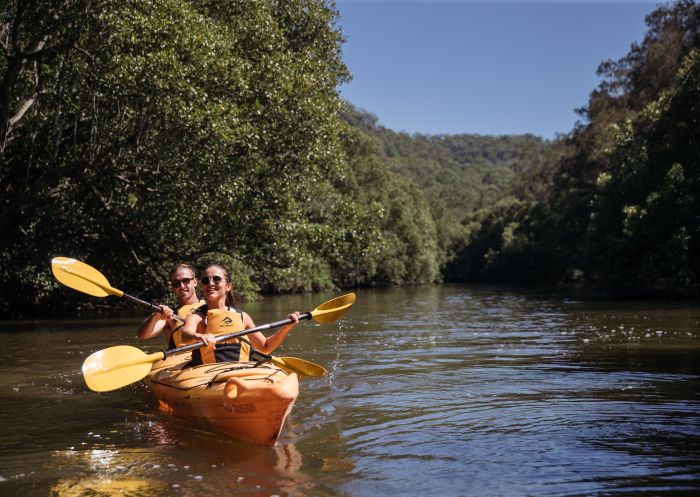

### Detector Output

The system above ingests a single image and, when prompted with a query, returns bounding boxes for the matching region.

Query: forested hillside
[345,108,549,214]
[447,0,700,297]
[341,106,552,276]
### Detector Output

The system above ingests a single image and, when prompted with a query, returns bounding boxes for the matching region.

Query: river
[0,285,698,496]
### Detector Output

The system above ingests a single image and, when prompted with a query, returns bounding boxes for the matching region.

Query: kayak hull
[144,353,299,446]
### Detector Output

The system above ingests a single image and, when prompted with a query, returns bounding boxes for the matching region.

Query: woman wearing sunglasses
[137,263,204,348]
[181,263,301,366]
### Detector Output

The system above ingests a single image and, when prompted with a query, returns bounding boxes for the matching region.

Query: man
[137,263,203,348]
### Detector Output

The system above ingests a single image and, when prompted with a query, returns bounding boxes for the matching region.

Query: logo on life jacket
[222,316,234,326]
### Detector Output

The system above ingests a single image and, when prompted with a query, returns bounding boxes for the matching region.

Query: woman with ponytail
[182,263,300,367]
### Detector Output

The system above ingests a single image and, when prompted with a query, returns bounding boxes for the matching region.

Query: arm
[247,312,301,354]
[136,305,174,339]
[181,312,215,346]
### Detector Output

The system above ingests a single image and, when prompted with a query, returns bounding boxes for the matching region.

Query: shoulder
[241,311,255,327]
[193,302,208,316]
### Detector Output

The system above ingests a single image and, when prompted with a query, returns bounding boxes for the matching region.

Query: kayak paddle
[51,256,167,313]
[52,257,352,386]
[82,344,328,392]
[81,292,355,391]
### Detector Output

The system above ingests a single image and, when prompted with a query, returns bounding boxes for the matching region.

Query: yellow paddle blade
[82,345,164,392]
[51,257,123,298]
[271,356,327,377]
[310,293,356,323]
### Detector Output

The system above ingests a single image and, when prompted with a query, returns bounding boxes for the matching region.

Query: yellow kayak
[144,353,299,446]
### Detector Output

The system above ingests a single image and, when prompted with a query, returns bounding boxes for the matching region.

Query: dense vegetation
[447,0,700,297]
[1,0,364,315]
[1,0,697,318]
[341,107,552,280]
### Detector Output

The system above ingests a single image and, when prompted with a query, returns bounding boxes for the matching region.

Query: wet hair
[202,263,236,307]
[169,263,197,281]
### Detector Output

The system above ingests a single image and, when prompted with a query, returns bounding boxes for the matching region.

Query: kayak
[144,353,299,446]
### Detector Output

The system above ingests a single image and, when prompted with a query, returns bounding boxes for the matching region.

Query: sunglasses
[171,277,194,288]
[201,275,225,285]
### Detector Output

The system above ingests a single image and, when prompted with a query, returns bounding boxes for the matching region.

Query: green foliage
[345,106,550,214]
[446,197,545,283]
[334,123,441,286]
[341,105,551,270]
[451,1,700,296]
[586,51,700,295]
[0,0,368,316]
[5,0,696,317]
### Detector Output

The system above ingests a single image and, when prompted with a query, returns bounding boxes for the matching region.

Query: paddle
[51,257,350,384]
[81,292,355,392]
[247,342,328,378]
[52,256,355,324]
[52,257,168,313]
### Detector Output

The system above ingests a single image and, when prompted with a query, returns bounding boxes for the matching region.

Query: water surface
[1,285,698,496]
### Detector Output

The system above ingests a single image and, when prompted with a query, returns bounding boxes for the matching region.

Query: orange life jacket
[166,300,204,349]
[190,306,250,365]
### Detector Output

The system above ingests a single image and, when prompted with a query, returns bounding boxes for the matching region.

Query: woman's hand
[197,333,217,348]
[288,311,301,326]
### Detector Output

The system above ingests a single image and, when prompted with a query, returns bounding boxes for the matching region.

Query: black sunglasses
[201,275,224,285]
[171,277,194,288]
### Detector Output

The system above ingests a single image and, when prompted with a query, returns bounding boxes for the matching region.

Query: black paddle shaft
[123,293,165,313]
[161,312,313,357]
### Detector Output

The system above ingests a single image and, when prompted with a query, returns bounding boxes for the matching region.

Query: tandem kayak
[144,353,299,446]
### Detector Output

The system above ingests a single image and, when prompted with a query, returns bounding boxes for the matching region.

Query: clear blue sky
[336,0,659,138]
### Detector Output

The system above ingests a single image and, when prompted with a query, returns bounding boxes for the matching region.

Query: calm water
[0,285,698,496]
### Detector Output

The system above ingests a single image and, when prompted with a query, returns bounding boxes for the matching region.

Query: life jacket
[189,306,251,366]
[166,300,204,349]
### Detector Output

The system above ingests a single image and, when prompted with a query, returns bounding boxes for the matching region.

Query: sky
[336,0,660,138]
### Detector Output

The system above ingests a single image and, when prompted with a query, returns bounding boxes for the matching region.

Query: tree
[587,51,700,296]
[449,1,700,295]
[0,0,363,316]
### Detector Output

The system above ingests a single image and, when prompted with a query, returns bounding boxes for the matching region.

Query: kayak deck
[144,353,299,446]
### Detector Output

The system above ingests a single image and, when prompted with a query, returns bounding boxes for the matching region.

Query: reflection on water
[48,435,310,497]
[1,285,699,496]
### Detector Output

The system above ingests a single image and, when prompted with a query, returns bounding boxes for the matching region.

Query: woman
[182,263,300,366]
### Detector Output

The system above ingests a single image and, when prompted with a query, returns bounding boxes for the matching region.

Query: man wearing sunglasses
[137,263,204,349]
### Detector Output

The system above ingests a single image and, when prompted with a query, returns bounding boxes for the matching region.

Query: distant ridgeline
[339,105,552,286]
[1,1,698,317]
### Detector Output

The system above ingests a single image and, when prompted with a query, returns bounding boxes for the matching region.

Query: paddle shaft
[69,266,308,332]
[59,261,290,362]
[241,337,283,365]
[162,312,312,357]
[124,293,166,313]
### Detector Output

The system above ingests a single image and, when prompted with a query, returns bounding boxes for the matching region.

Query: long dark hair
[203,263,236,308]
